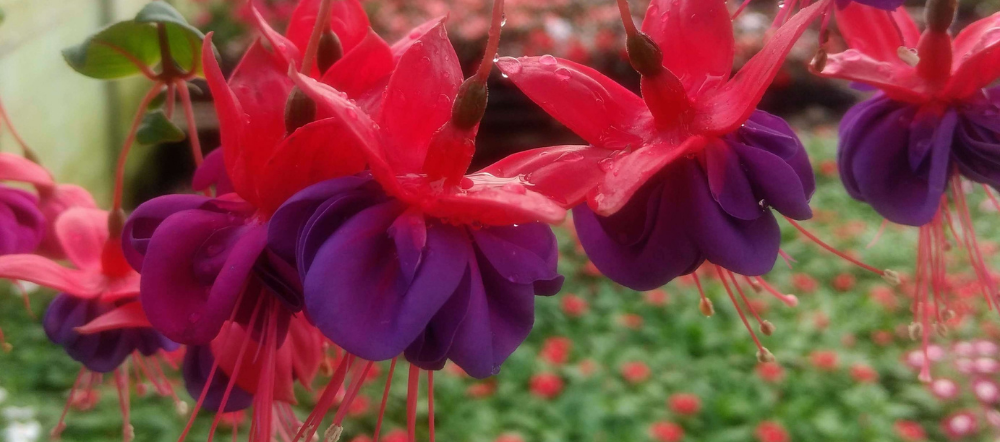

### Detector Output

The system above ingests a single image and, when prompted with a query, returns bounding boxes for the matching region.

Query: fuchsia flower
[487,0,853,360]
[814,0,1000,380]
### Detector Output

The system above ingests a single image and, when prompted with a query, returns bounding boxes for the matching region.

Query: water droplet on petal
[502,182,527,194]
[555,67,572,80]
[540,54,557,66]
[501,13,507,27]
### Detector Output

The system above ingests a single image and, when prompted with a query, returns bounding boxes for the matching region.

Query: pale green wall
[0,0,150,204]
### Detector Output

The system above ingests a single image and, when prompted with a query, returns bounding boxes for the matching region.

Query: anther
[452,78,489,130]
[760,320,776,336]
[317,29,344,75]
[908,322,923,341]
[626,33,664,77]
[175,401,189,416]
[284,87,316,135]
[323,424,343,442]
[925,0,957,33]
[699,298,715,317]
[943,309,956,321]
[757,348,776,363]
[935,323,949,338]
[882,269,901,286]
[1,342,12,352]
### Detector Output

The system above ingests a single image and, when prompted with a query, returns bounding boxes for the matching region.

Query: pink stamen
[0,95,40,160]
[715,265,766,354]
[407,365,420,442]
[114,368,134,442]
[753,277,798,307]
[727,271,764,326]
[52,367,87,439]
[428,371,436,442]
[294,355,354,442]
[373,358,398,442]
[785,217,886,276]
[692,272,709,304]
[867,219,889,249]
[333,360,374,426]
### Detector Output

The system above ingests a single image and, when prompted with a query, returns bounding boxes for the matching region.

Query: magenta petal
[470,223,562,289]
[122,194,213,271]
[192,149,235,196]
[303,205,469,362]
[705,140,762,221]
[182,345,253,412]
[0,186,45,255]
[140,210,262,345]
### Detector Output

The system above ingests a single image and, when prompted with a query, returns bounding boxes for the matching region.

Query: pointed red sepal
[692,0,830,135]
[641,0,734,97]
[482,145,615,209]
[589,136,707,216]
[0,254,105,297]
[249,6,303,70]
[55,208,108,273]
[817,50,927,102]
[945,12,1000,98]
[320,29,394,102]
[286,0,370,57]
[836,3,914,63]
[422,175,567,226]
[75,301,151,335]
[0,153,53,186]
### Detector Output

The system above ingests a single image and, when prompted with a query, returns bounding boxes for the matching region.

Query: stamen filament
[332,360,373,426]
[407,365,420,442]
[715,265,766,354]
[784,217,885,276]
[52,367,87,438]
[428,371,436,442]
[753,277,799,307]
[867,219,889,249]
[0,96,41,162]
[373,358,398,442]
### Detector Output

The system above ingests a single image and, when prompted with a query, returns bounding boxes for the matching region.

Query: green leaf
[136,111,186,145]
[62,2,209,80]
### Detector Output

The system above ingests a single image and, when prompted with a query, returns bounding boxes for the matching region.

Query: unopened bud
[757,347,776,363]
[108,208,126,238]
[935,323,949,338]
[925,0,957,33]
[626,32,663,77]
[452,77,489,130]
[285,87,316,135]
[811,49,828,72]
[317,29,344,75]
[882,269,901,286]
[760,320,776,336]
[908,322,923,341]
[323,424,343,442]
[699,298,715,317]
[897,46,920,67]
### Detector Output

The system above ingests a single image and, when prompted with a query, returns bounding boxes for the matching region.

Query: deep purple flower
[122,194,301,346]
[182,345,254,412]
[43,293,177,373]
[0,184,46,255]
[574,111,814,291]
[269,174,564,379]
[839,90,1000,226]
[835,0,904,10]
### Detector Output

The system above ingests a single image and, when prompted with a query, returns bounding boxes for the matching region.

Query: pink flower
[809,350,839,371]
[668,393,701,415]
[756,362,785,383]
[649,421,685,442]
[539,337,573,365]
[561,294,589,317]
[644,289,669,306]
[529,372,564,399]
[930,378,959,400]
[620,361,651,384]
[941,411,978,439]
[894,420,926,441]
[755,421,790,442]
[849,363,878,383]
[495,433,526,442]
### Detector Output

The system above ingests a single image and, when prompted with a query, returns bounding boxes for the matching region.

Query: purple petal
[192,149,235,196]
[955,98,1000,188]
[123,194,213,271]
[0,186,45,255]
[844,0,906,10]
[470,223,563,290]
[728,142,813,220]
[182,345,253,412]
[735,110,816,201]
[705,140,763,221]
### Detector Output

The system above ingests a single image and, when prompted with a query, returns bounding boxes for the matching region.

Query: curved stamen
[784,217,892,278]
[373,358,397,442]
[407,365,420,442]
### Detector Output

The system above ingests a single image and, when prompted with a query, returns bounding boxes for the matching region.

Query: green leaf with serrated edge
[62,21,160,79]
[136,111,186,145]
[63,2,211,80]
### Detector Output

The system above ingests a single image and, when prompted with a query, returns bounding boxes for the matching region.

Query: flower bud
[925,0,957,33]
[760,320,776,336]
[108,208,126,238]
[285,87,316,135]
[699,298,715,317]
[626,32,663,77]
[317,29,344,75]
[757,348,776,363]
[452,77,489,130]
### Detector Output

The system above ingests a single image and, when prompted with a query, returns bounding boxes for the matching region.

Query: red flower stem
[407,364,420,442]
[113,83,165,212]
[692,272,709,304]
[373,357,398,442]
[51,367,87,439]
[333,360,374,426]
[784,217,885,276]
[475,0,505,82]
[0,96,41,161]
[300,0,336,75]
[728,270,763,326]
[615,0,638,37]
[175,79,204,166]
[428,370,436,442]
[165,83,176,119]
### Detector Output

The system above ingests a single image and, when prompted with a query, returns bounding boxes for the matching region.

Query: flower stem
[615,0,638,37]
[112,83,164,212]
[0,96,42,163]
[475,0,506,82]
[175,80,204,166]
[300,0,336,75]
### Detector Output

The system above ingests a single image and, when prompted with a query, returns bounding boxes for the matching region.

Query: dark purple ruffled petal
[44,294,174,373]
[955,93,1000,188]
[0,186,45,255]
[192,149,235,196]
[838,95,954,226]
[182,345,253,412]
[735,110,816,203]
[574,164,704,291]
[729,142,813,220]
[303,202,468,361]
[470,223,563,290]
[122,194,213,271]
[705,140,763,221]
[837,0,905,10]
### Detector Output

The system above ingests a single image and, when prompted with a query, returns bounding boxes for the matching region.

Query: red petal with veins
[692,0,830,135]
[54,208,108,273]
[589,137,706,216]
[320,29,394,103]
[258,117,368,216]
[946,12,1000,98]
[75,301,150,335]
[0,254,105,297]
[495,56,651,149]
[482,145,614,208]
[641,0,734,96]
[0,153,53,186]
[203,34,257,206]
[286,0,370,54]
[378,18,462,174]
[836,3,911,63]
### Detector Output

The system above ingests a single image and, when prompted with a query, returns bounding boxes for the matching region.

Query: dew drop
[555,67,572,80]
[501,13,507,27]
[540,54,557,66]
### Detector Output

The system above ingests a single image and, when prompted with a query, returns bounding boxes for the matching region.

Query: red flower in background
[529,372,564,399]
[650,421,685,442]
[561,294,590,317]
[495,433,526,442]
[810,350,840,371]
[757,362,785,383]
[849,363,878,383]
[668,393,702,415]
[755,421,790,442]
[895,420,926,441]
[621,361,651,384]
[539,337,573,365]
